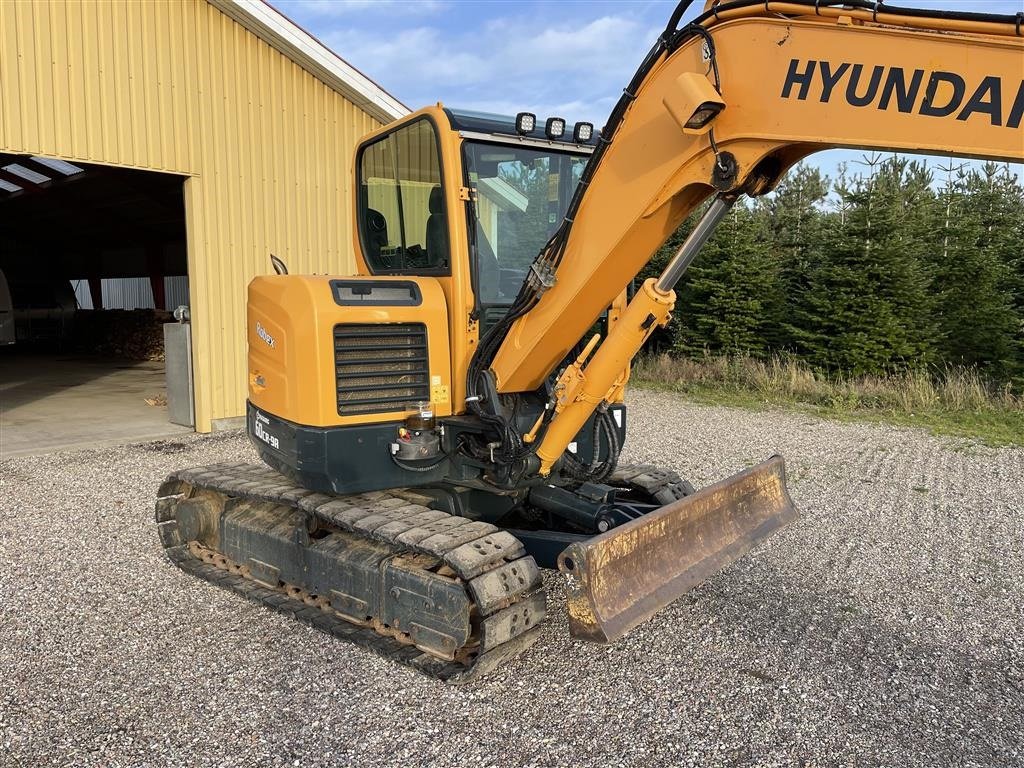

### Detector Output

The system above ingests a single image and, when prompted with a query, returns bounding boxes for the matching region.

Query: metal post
[164,308,195,428]
[655,194,736,293]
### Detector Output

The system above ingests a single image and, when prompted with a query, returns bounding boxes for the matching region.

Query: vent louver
[334,323,430,415]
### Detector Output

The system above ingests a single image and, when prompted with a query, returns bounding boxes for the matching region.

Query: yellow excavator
[156,0,1024,680]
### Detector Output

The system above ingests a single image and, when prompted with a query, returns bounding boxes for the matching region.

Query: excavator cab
[352,108,595,326]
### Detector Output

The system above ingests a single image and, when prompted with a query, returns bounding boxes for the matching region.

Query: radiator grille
[334,323,430,415]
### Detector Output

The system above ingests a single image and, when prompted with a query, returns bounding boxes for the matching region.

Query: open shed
[0,0,408,453]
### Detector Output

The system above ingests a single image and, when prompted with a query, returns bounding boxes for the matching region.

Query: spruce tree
[931,163,1024,378]
[761,163,830,354]
[802,156,936,375]
[638,156,1023,388]
[673,203,776,356]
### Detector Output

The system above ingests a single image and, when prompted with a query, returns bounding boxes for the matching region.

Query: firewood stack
[73,309,174,360]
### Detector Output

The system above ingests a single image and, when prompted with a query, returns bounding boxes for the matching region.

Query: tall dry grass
[632,353,1022,414]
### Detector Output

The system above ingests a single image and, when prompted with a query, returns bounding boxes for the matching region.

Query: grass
[632,353,1024,446]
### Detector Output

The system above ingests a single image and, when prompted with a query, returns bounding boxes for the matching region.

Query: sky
[271,0,1023,185]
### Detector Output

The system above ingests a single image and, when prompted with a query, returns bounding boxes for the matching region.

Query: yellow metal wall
[0,0,383,431]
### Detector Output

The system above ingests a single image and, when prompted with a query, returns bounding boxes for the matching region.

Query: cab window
[358,118,450,274]
[462,142,587,304]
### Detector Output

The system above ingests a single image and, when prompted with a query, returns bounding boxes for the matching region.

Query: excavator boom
[491,3,1024,394]
[481,0,1023,647]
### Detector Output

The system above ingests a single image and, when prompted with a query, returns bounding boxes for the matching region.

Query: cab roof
[443,108,600,148]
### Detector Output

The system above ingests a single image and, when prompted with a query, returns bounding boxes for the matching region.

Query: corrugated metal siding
[73,276,189,310]
[0,0,384,430]
[0,0,198,174]
[165,276,189,310]
[102,278,153,311]
[72,280,90,310]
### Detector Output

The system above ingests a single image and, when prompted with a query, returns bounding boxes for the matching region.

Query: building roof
[207,0,411,125]
[0,154,85,196]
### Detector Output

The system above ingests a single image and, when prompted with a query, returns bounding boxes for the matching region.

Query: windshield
[463,142,589,304]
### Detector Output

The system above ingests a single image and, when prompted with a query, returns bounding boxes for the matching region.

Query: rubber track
[609,463,697,504]
[156,462,545,683]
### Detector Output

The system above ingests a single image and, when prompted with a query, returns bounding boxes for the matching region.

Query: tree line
[642,157,1024,385]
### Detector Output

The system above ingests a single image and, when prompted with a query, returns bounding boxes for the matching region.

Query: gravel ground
[2,389,1022,768]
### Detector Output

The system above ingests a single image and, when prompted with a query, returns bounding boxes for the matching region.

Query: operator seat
[426,186,448,267]
[364,208,389,261]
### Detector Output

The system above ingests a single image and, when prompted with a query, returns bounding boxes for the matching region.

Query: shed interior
[0,156,194,456]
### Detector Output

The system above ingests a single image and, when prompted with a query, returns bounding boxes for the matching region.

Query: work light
[663,72,726,135]
[515,112,536,135]
[545,117,566,139]
[684,103,724,130]
[573,122,594,143]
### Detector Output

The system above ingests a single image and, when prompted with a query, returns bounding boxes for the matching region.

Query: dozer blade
[556,455,798,643]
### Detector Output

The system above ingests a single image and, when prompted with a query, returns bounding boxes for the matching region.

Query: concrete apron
[0,355,194,458]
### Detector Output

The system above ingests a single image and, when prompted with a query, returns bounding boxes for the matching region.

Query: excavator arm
[479,0,1022,639]
[490,0,1023,456]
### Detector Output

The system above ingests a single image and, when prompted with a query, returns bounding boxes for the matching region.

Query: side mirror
[270,254,289,276]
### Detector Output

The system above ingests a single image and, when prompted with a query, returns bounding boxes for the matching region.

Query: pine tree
[929,163,1024,378]
[673,203,776,356]
[802,156,936,375]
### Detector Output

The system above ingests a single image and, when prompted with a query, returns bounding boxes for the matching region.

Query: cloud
[275,0,1023,189]
[281,0,449,16]
[314,12,663,124]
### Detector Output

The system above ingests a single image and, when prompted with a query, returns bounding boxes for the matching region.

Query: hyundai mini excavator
[156,0,1024,680]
